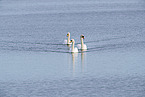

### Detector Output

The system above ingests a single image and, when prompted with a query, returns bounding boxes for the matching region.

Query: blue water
[0,0,145,97]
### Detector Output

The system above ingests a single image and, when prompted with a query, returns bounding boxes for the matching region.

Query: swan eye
[82,36,84,39]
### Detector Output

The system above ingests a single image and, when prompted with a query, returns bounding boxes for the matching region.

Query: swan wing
[69,47,78,53]
[74,47,78,52]
[83,44,87,50]
[64,40,67,44]
[77,44,81,49]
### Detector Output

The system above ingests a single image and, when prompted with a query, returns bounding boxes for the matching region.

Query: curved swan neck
[67,35,70,44]
[81,38,84,47]
[72,41,75,51]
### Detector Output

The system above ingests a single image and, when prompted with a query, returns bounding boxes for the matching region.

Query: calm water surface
[0,0,145,97]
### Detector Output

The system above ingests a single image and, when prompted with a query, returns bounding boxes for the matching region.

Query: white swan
[64,32,72,45]
[69,39,78,53]
[77,35,87,50]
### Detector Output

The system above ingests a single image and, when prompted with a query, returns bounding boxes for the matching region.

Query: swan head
[67,32,70,37]
[80,35,84,39]
[70,39,75,43]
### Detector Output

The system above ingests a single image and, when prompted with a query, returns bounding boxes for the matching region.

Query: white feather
[77,44,81,49]
[64,39,67,44]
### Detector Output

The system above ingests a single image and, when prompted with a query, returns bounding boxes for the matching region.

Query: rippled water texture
[0,0,145,97]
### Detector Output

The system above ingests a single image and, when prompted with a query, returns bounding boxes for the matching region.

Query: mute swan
[69,39,78,53]
[64,32,72,45]
[77,35,87,50]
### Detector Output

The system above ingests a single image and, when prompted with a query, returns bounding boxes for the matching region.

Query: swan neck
[72,41,75,51]
[81,38,84,47]
[67,35,70,44]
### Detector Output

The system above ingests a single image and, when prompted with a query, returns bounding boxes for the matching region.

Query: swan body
[64,32,72,45]
[77,35,87,50]
[69,39,78,53]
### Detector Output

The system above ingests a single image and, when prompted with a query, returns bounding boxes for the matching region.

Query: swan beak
[70,40,72,43]
[82,36,84,39]
[67,34,69,37]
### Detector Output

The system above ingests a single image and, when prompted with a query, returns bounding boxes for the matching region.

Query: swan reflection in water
[71,53,78,74]
[68,51,86,76]
[81,52,85,72]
